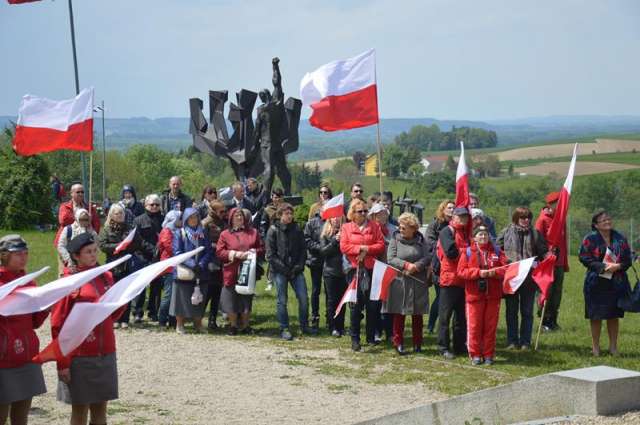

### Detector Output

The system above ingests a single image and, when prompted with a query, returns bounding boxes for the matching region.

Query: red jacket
[0,268,49,369]
[535,208,569,271]
[457,243,508,302]
[50,268,124,370]
[436,225,469,288]
[157,227,174,275]
[340,220,385,270]
[54,200,101,246]
[216,208,264,287]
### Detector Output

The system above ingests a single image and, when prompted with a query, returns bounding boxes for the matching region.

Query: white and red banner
[34,248,203,363]
[0,267,49,303]
[370,260,397,301]
[114,227,136,254]
[300,49,379,131]
[0,256,130,316]
[533,143,578,305]
[321,193,344,220]
[599,248,618,280]
[334,273,358,318]
[502,257,535,295]
[455,141,469,208]
[13,87,94,156]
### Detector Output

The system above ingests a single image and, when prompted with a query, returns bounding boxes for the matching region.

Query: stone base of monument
[357,366,640,425]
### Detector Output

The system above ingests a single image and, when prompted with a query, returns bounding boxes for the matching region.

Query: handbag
[617,265,640,312]
[176,228,197,281]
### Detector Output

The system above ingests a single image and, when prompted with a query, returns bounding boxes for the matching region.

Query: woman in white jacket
[57,208,98,273]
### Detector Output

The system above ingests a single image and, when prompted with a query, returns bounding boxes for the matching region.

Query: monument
[188,57,302,198]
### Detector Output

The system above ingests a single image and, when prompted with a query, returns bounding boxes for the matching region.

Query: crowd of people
[1,175,636,425]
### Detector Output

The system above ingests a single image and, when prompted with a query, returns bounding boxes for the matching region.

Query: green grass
[7,230,640,397]
[505,151,640,168]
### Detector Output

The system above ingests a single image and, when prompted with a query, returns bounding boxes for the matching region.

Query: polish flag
[455,141,470,208]
[370,260,397,301]
[502,257,536,295]
[533,143,578,305]
[0,256,130,316]
[0,267,49,303]
[334,273,358,318]
[321,193,344,220]
[12,88,94,156]
[114,227,136,255]
[300,49,379,132]
[34,248,203,363]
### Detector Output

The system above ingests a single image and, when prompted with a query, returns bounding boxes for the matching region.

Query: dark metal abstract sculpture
[188,57,302,196]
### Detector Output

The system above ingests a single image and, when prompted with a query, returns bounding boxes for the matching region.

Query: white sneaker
[176,326,186,335]
[120,323,129,329]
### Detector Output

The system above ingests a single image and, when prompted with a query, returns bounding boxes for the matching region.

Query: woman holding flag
[319,215,347,337]
[384,213,430,355]
[579,210,632,356]
[0,235,48,425]
[98,204,143,329]
[340,199,385,352]
[51,233,125,425]
[457,226,508,365]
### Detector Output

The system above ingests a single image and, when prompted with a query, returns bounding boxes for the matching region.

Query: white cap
[471,208,484,219]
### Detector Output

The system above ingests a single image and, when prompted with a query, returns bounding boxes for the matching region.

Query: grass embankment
[10,230,640,397]
[505,151,640,169]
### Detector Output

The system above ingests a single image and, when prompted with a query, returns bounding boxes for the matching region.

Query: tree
[0,129,53,228]
[445,154,456,172]
[508,163,515,177]
[352,151,367,171]
[331,158,359,183]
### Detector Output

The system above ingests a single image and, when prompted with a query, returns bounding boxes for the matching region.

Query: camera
[478,279,488,292]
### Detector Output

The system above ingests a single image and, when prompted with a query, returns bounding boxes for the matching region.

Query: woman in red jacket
[0,234,48,425]
[340,199,385,351]
[457,226,507,366]
[51,233,126,425]
[216,208,264,335]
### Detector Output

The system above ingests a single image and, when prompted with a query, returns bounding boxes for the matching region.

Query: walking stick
[534,300,547,351]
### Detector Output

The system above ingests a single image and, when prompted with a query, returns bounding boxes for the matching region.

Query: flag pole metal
[100,101,106,202]
[88,152,93,210]
[376,122,383,193]
[67,0,88,202]
[534,301,547,351]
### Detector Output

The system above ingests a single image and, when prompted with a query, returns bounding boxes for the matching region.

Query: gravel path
[28,324,444,425]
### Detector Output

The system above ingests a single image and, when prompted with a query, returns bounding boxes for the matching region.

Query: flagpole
[376,122,383,193]
[534,301,547,351]
[89,152,93,211]
[67,0,88,202]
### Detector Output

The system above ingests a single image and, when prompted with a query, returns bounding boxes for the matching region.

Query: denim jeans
[274,272,309,331]
[158,273,175,326]
[505,282,536,346]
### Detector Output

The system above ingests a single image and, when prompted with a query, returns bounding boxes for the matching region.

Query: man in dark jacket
[304,211,325,331]
[202,200,227,330]
[245,178,265,213]
[260,187,284,239]
[161,176,192,214]
[132,194,164,322]
[120,184,145,226]
[266,203,311,340]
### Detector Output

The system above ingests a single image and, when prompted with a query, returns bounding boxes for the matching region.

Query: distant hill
[3,115,640,160]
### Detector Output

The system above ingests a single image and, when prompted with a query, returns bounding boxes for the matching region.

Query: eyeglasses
[355,209,368,215]
[353,189,363,193]
[74,191,84,194]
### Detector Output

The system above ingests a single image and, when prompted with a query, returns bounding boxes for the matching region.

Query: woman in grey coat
[383,212,431,355]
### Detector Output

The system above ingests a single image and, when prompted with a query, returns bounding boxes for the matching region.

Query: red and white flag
[502,257,535,295]
[370,260,397,301]
[533,143,578,305]
[0,256,130,316]
[334,273,358,318]
[34,248,203,363]
[321,193,344,220]
[114,227,136,255]
[455,141,470,208]
[300,49,379,132]
[0,267,49,303]
[13,88,94,156]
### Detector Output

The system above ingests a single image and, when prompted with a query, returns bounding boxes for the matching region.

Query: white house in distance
[420,155,449,175]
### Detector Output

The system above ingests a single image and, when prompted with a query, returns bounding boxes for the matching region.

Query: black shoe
[396,345,407,356]
[227,326,238,336]
[240,326,254,335]
[208,321,218,331]
[414,345,422,353]
[351,340,361,352]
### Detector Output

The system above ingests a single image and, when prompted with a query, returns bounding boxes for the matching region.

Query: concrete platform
[357,366,640,425]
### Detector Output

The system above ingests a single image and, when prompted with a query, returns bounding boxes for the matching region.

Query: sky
[1,0,639,120]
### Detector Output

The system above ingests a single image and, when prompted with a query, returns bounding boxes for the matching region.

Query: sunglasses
[149,203,160,207]
[74,191,85,194]
[353,189,363,193]
[319,190,330,195]
[355,209,368,215]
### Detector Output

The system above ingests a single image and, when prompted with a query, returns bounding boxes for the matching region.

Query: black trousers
[437,285,467,353]
[132,277,162,319]
[349,268,380,343]
[309,265,323,322]
[203,271,223,323]
[324,274,347,333]
[261,146,292,195]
